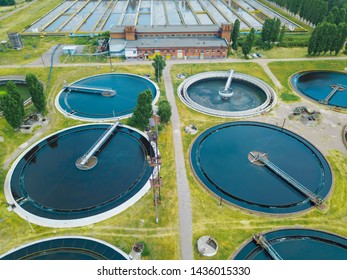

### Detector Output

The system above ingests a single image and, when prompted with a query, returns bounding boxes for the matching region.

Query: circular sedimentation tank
[5,123,155,227]
[178,71,276,118]
[55,73,159,121]
[0,236,129,260]
[190,122,332,214]
[290,70,347,109]
[233,228,347,260]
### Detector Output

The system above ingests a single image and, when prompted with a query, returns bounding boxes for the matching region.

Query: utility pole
[147,117,162,223]
[109,51,113,70]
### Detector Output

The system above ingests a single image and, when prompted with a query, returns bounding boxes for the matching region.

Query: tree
[157,100,172,124]
[152,54,166,82]
[307,22,319,55]
[0,94,22,128]
[261,18,281,48]
[25,73,46,113]
[0,91,5,111]
[308,18,347,55]
[279,25,286,44]
[261,19,271,43]
[242,29,255,58]
[6,80,24,117]
[271,18,282,42]
[128,90,153,130]
[231,19,240,51]
[333,22,347,54]
[0,0,15,6]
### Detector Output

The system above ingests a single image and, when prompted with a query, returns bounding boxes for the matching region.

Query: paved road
[1,54,347,69]
[163,65,194,260]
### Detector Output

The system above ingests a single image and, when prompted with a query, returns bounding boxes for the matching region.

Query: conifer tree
[25,73,46,113]
[242,28,255,58]
[128,90,153,130]
[0,94,22,128]
[6,80,24,117]
[152,54,166,82]
[231,19,241,51]
[279,25,286,44]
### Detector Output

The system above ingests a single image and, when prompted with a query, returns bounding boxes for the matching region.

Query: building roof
[125,37,228,49]
[110,24,222,34]
[109,39,126,52]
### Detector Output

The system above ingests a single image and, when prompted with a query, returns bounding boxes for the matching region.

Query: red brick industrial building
[109,23,232,59]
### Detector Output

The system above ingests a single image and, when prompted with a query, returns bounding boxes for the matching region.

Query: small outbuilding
[62,45,77,55]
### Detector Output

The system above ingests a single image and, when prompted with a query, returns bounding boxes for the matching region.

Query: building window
[203,34,207,37]
[171,34,175,37]
[208,34,212,36]
[206,50,209,53]
[187,34,191,37]
[192,34,196,37]
[198,34,201,37]
[182,34,186,37]
[217,49,220,52]
[177,34,180,37]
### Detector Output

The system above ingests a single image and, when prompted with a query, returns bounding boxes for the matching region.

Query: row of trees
[0,81,24,128]
[128,90,172,131]
[0,0,15,6]
[26,73,46,113]
[268,0,347,25]
[129,54,171,130]
[0,73,46,129]
[231,18,285,56]
[261,18,285,49]
[308,21,347,55]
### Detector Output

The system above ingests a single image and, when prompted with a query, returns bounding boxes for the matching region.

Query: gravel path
[163,64,194,260]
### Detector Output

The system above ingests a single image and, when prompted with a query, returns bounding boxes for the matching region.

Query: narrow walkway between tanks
[257,60,283,89]
[163,64,194,260]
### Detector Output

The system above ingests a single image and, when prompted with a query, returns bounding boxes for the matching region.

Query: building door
[177,50,183,59]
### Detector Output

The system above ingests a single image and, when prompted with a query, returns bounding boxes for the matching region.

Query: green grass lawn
[0,0,61,38]
[171,61,347,259]
[0,0,28,17]
[0,65,180,259]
